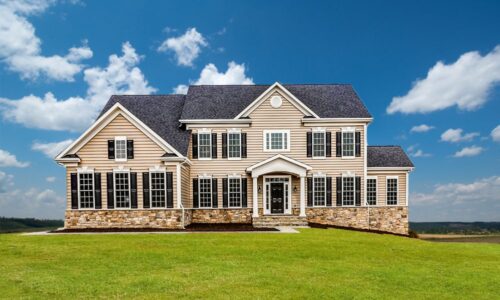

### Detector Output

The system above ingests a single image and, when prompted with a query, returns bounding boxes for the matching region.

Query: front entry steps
[253,215,308,227]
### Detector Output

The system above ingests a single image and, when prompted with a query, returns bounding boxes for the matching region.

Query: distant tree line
[0,217,64,233]
[410,222,500,234]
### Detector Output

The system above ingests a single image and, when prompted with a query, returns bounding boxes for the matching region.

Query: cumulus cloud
[173,61,254,94]
[0,42,156,131]
[387,46,500,114]
[407,145,431,158]
[158,27,207,67]
[453,146,484,158]
[0,0,93,81]
[0,171,14,193]
[0,149,29,167]
[410,124,434,133]
[491,125,500,142]
[32,139,73,158]
[0,187,65,219]
[440,128,479,143]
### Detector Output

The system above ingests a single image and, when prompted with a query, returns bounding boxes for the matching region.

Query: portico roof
[246,154,312,178]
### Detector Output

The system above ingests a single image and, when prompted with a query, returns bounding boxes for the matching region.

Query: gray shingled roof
[180,84,371,120]
[99,95,190,156]
[367,146,414,168]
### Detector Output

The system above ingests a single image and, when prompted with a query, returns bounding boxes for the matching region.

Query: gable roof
[367,146,414,168]
[180,84,371,120]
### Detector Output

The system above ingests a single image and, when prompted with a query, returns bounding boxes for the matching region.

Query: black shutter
[127,140,134,159]
[222,178,228,208]
[166,172,173,208]
[336,177,342,206]
[355,132,361,157]
[326,132,332,157]
[70,173,78,209]
[306,132,312,157]
[211,133,217,159]
[212,178,218,208]
[193,179,199,208]
[241,178,247,207]
[307,177,313,207]
[130,172,137,208]
[192,133,198,159]
[326,177,332,206]
[143,172,150,208]
[336,132,342,157]
[241,133,247,158]
[222,133,228,158]
[355,176,361,206]
[108,140,115,159]
[94,173,102,209]
[107,172,114,209]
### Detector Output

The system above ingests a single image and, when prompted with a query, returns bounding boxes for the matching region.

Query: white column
[299,176,306,217]
[252,176,259,217]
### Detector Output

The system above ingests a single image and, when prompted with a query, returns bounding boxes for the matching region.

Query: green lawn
[0,229,499,299]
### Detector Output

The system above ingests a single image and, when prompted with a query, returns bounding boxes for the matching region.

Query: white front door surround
[263,175,291,215]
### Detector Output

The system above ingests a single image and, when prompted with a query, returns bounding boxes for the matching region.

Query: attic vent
[270,95,282,108]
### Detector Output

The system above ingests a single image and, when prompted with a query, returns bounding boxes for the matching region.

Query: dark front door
[270,183,284,214]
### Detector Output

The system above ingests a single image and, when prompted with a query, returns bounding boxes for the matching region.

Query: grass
[0,229,499,299]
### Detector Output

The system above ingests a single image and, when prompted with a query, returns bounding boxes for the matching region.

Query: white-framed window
[367,177,377,206]
[114,171,131,208]
[228,131,241,159]
[312,129,326,158]
[78,170,94,209]
[387,177,398,205]
[115,136,127,162]
[198,131,212,159]
[342,176,355,206]
[313,176,326,207]
[150,171,166,208]
[198,177,212,208]
[263,130,290,151]
[228,176,242,208]
[342,129,355,158]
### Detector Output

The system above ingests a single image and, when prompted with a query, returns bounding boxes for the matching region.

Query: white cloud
[491,125,500,142]
[32,139,73,158]
[407,145,431,158]
[0,42,156,131]
[0,0,93,81]
[410,124,434,133]
[453,146,484,158]
[0,171,14,193]
[0,187,65,219]
[158,27,207,67]
[440,128,479,143]
[387,46,500,114]
[46,176,56,183]
[0,149,29,167]
[173,61,254,94]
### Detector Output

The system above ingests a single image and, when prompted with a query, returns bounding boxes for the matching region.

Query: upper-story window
[228,132,241,159]
[264,130,290,151]
[198,132,212,159]
[342,129,355,157]
[115,136,127,161]
[312,130,326,158]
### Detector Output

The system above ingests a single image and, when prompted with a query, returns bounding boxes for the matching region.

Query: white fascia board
[246,154,313,172]
[368,167,414,172]
[179,119,252,124]
[302,117,373,124]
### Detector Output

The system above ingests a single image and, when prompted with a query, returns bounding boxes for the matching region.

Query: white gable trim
[247,154,313,172]
[235,82,319,119]
[56,103,183,161]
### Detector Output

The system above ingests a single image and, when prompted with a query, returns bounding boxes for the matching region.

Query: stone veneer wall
[65,209,192,229]
[306,206,408,235]
[191,209,252,224]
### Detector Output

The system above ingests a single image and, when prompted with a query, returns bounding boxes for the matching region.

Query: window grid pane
[199,178,212,208]
[228,178,241,207]
[228,133,241,158]
[115,139,127,159]
[387,178,398,205]
[342,177,355,206]
[266,132,288,150]
[313,132,325,157]
[313,177,326,206]
[367,179,377,205]
[342,132,354,157]
[79,173,94,208]
[115,172,130,208]
[151,172,166,208]
[198,133,211,158]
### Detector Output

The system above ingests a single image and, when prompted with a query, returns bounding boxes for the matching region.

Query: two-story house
[56,83,414,235]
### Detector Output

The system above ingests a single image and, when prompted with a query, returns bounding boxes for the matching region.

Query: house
[56,83,414,234]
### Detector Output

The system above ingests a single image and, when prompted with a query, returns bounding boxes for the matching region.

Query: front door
[270,183,284,214]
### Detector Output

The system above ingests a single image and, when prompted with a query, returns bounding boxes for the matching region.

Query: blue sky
[0,0,499,221]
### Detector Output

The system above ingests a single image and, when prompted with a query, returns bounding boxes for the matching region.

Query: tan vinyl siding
[181,164,191,208]
[367,171,408,206]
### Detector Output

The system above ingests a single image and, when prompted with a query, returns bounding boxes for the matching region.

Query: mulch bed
[309,222,411,237]
[52,223,278,233]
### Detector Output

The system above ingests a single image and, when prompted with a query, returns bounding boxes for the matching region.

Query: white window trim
[77,168,95,210]
[312,128,326,159]
[263,130,291,152]
[197,129,212,160]
[366,176,377,206]
[228,175,242,208]
[198,175,213,208]
[312,173,327,207]
[386,176,398,206]
[227,131,242,160]
[341,128,355,159]
[341,173,356,207]
[113,169,131,209]
[149,170,167,209]
[114,136,128,162]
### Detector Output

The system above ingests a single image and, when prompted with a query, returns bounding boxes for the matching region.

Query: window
[367,178,377,206]
[115,136,127,161]
[264,130,290,151]
[228,132,241,159]
[228,177,241,207]
[78,172,94,209]
[387,177,398,205]
[114,172,130,208]
[312,131,326,158]
[150,172,166,208]
[199,178,212,208]
[198,133,212,159]
[342,130,355,157]
[342,176,355,206]
[313,177,326,206]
